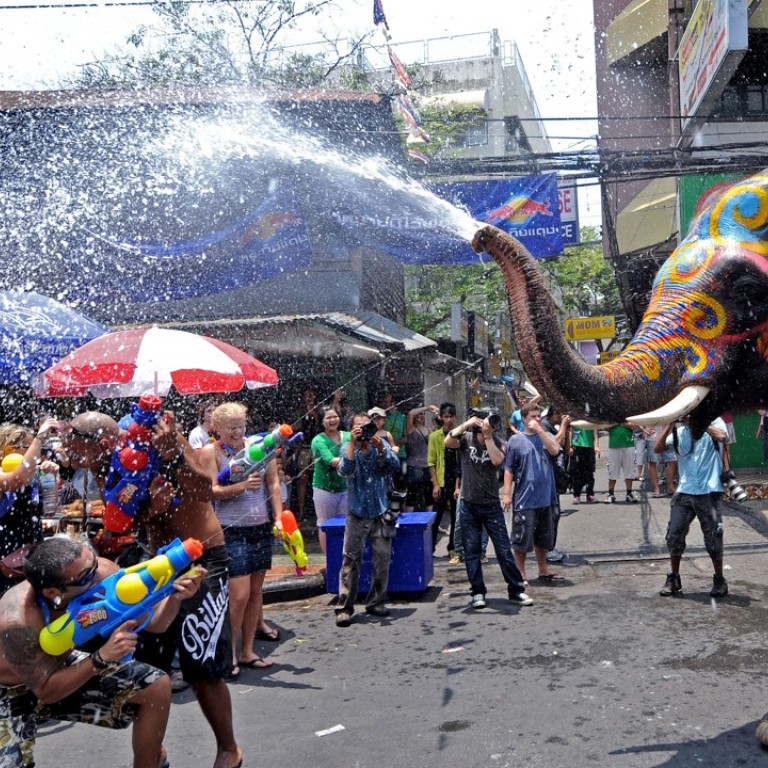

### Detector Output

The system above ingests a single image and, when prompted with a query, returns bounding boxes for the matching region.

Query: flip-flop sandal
[538,573,565,581]
[255,628,281,642]
[238,656,273,669]
[224,666,240,682]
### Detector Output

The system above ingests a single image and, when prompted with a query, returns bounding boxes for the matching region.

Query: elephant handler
[654,415,728,599]
[0,535,203,768]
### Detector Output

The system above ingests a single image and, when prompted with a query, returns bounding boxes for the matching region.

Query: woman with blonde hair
[199,402,283,677]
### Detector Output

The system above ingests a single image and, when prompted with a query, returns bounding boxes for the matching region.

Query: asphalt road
[33,471,768,768]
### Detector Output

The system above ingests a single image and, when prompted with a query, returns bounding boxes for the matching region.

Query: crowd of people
[0,386,754,767]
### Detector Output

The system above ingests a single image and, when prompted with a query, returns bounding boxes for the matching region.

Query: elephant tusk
[570,420,616,431]
[626,385,711,426]
[522,381,540,397]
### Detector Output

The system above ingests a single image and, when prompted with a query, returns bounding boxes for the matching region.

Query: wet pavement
[34,451,768,768]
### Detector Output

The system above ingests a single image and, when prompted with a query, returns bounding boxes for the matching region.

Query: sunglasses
[61,552,98,589]
[68,425,99,441]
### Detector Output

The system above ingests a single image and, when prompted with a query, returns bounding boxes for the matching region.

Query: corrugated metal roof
[157,311,436,353]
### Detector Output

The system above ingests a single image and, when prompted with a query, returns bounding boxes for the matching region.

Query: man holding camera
[653,416,728,598]
[445,410,532,609]
[334,412,401,627]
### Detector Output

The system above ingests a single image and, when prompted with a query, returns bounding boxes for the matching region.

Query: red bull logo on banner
[427,174,564,259]
[238,212,299,247]
[484,195,555,226]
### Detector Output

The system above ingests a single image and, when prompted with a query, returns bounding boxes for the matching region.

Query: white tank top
[214,443,270,527]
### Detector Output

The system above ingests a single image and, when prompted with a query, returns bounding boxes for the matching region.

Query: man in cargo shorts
[0,535,202,768]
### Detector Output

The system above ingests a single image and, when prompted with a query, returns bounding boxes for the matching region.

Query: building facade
[593,0,768,328]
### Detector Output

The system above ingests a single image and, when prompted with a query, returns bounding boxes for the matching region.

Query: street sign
[565,316,616,341]
[599,350,621,364]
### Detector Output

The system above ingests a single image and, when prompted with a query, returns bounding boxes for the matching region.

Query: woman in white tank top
[199,402,284,676]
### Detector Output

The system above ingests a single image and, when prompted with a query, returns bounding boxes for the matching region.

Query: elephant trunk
[472,225,682,423]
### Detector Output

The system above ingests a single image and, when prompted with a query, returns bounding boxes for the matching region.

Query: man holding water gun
[62,410,244,768]
[0,535,203,768]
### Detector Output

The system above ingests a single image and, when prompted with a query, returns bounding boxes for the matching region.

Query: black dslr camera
[469,408,502,434]
[359,421,378,441]
[721,470,748,503]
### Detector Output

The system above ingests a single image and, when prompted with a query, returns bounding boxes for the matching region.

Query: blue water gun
[38,537,204,658]
[103,395,165,533]
[217,424,303,485]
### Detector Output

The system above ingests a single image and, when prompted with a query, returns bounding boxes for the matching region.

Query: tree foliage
[406,226,626,346]
[539,227,622,315]
[60,0,372,89]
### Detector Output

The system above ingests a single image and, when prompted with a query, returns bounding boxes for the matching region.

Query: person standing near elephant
[570,425,599,504]
[446,411,532,609]
[428,402,460,558]
[606,423,638,504]
[503,403,564,585]
[654,416,728,598]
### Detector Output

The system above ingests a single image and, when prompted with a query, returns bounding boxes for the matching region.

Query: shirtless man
[62,410,244,768]
[0,535,202,768]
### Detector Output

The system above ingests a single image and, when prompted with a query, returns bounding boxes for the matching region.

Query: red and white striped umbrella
[35,327,278,398]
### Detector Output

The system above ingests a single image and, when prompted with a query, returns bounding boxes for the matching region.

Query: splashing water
[148,111,481,244]
[0,100,483,319]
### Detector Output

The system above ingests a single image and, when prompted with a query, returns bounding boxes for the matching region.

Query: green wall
[678,173,744,232]
[731,412,764,469]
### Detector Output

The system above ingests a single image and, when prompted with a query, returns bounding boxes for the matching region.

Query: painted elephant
[471,170,768,438]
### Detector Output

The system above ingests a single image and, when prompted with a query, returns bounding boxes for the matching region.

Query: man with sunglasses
[0,535,202,768]
[62,411,244,768]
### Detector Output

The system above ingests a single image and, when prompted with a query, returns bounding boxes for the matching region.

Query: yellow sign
[565,316,616,341]
[599,350,621,364]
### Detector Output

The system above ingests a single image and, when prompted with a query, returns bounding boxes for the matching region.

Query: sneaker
[480,556,490,564]
[546,548,565,563]
[572,496,581,505]
[449,554,464,565]
[586,496,596,503]
[471,593,487,609]
[710,574,729,598]
[509,592,534,606]
[659,573,682,596]
[607,493,616,504]
[626,491,638,503]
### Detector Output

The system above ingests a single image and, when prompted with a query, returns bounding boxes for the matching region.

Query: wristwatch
[90,649,110,670]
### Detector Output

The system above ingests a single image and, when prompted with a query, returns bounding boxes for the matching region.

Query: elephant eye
[711,261,768,332]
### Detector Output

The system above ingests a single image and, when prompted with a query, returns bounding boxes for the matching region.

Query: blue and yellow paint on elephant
[603,172,768,387]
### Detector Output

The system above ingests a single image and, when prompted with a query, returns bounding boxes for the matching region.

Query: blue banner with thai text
[328,173,563,264]
[427,175,563,259]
